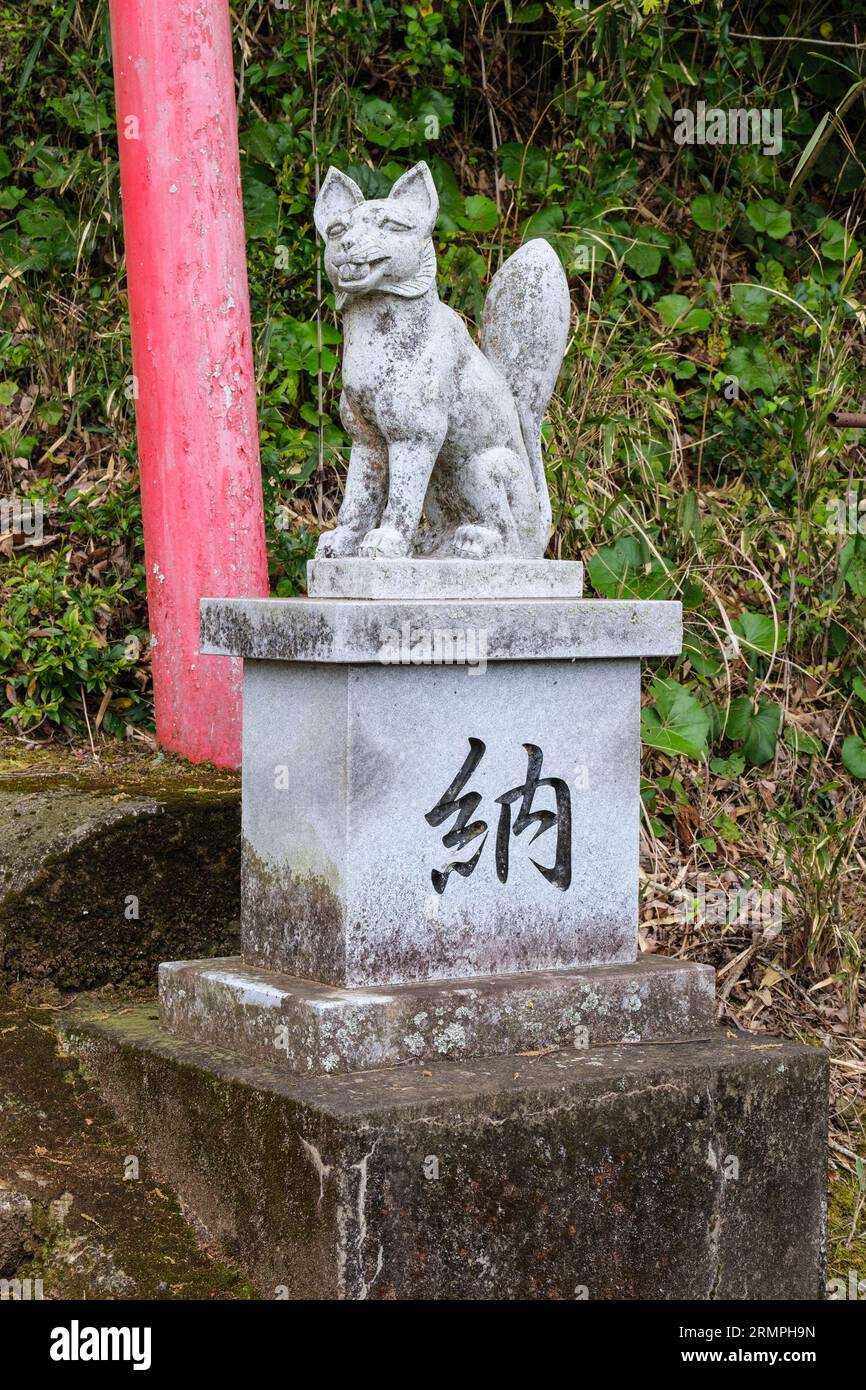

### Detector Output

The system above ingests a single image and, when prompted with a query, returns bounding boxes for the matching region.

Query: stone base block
[306,557,584,600]
[159,954,716,1075]
[64,1006,828,1300]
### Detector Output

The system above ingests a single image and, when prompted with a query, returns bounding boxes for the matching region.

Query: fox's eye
[327,222,347,238]
[382,217,412,232]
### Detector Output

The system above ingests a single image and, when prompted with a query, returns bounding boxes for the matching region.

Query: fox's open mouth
[336,254,389,286]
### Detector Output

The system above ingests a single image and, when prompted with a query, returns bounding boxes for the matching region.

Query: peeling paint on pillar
[109,0,269,767]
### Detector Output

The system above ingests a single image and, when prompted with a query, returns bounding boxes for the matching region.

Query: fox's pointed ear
[314,168,364,238]
[387,162,438,232]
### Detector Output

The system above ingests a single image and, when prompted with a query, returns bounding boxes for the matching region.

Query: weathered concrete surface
[313,163,569,560]
[200,595,682,663]
[307,557,584,600]
[240,658,641,986]
[64,1006,829,1300]
[159,954,716,1074]
[0,991,253,1298]
[0,770,240,992]
[0,1190,32,1275]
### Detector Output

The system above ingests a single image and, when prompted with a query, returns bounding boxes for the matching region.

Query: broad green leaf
[520,205,564,240]
[242,172,279,238]
[840,535,866,596]
[656,294,691,326]
[744,702,782,766]
[731,284,771,324]
[588,536,674,600]
[724,343,782,396]
[714,812,742,843]
[691,193,727,232]
[819,217,856,262]
[511,3,544,21]
[710,753,745,778]
[842,734,866,779]
[656,295,711,332]
[683,635,722,677]
[667,241,695,274]
[724,696,753,742]
[732,611,786,655]
[784,726,824,757]
[725,699,782,765]
[459,195,499,232]
[745,200,792,240]
[641,678,710,759]
[724,696,782,764]
[624,239,663,277]
[498,142,551,193]
[852,673,866,704]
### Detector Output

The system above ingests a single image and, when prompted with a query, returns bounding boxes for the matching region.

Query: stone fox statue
[313,161,570,560]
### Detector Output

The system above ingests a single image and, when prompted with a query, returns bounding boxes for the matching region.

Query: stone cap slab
[200,596,682,663]
[159,954,716,1075]
[307,557,584,600]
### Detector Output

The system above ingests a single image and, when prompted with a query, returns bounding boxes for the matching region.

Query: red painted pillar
[109,0,269,767]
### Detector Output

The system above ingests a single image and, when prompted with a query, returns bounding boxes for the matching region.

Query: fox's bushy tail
[480,239,571,540]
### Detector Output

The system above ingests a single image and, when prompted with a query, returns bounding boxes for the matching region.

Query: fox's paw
[316,525,363,558]
[359,525,411,559]
[453,525,504,559]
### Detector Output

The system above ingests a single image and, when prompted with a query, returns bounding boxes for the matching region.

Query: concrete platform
[158,954,716,1074]
[64,1006,828,1300]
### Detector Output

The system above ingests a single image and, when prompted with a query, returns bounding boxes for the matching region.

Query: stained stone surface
[240,656,642,987]
[200,595,682,663]
[159,954,716,1074]
[311,162,570,561]
[307,557,584,600]
[65,1006,829,1301]
[0,775,240,992]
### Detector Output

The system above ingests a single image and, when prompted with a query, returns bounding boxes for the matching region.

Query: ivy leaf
[725,698,781,765]
[656,295,711,332]
[724,343,782,396]
[458,195,499,232]
[819,217,856,262]
[731,284,771,324]
[842,734,866,779]
[641,678,710,759]
[587,536,674,599]
[520,205,564,240]
[624,239,663,277]
[691,193,727,232]
[667,241,695,274]
[745,199,792,240]
[732,611,786,655]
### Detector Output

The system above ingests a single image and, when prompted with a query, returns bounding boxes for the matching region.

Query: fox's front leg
[360,431,445,559]
[316,396,387,557]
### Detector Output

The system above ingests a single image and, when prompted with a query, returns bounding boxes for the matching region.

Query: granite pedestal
[63,559,828,1299]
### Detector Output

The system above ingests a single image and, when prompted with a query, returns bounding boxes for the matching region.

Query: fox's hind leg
[452,446,544,559]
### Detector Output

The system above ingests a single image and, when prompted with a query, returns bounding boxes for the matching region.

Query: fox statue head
[314,161,439,308]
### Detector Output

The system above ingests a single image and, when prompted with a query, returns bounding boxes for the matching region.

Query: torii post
[108,0,269,767]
